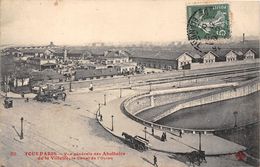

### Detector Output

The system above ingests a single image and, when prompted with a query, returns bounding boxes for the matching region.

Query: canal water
[156,91,260,130]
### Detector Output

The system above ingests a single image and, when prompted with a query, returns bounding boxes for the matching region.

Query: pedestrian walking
[100,114,103,121]
[179,130,182,138]
[63,93,67,101]
[152,127,154,136]
[153,155,158,167]
[164,132,167,141]
[21,92,25,98]
[161,132,165,141]
[25,97,29,103]
[89,82,93,91]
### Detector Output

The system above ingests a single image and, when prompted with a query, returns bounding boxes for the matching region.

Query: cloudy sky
[0,0,259,45]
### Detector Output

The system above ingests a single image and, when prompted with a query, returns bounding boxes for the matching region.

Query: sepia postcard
[0,0,259,167]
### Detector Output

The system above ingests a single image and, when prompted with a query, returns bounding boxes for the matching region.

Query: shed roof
[75,68,118,78]
[31,69,64,81]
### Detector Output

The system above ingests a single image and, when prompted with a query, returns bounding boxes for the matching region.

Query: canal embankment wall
[123,78,260,134]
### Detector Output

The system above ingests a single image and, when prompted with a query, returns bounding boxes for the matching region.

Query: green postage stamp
[187,4,230,40]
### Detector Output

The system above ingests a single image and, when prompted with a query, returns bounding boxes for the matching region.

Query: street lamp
[20,117,24,140]
[144,127,147,139]
[120,88,122,98]
[98,103,101,116]
[4,76,8,97]
[69,80,72,92]
[111,115,114,131]
[233,111,238,128]
[198,132,201,151]
[104,94,106,105]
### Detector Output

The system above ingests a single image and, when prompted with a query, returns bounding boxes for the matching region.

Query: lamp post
[149,83,152,93]
[198,132,201,151]
[4,75,8,97]
[104,94,106,106]
[120,88,122,98]
[20,117,24,140]
[128,76,130,84]
[233,111,238,128]
[98,103,101,116]
[69,80,72,92]
[111,115,114,131]
[144,127,147,139]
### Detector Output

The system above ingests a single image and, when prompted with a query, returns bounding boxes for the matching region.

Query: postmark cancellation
[187,3,230,41]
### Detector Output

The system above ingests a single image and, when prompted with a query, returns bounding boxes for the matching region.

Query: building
[129,49,205,70]
[26,57,57,71]
[113,62,137,74]
[97,50,130,66]
[202,51,218,63]
[75,68,118,80]
[8,67,31,93]
[176,52,193,69]
[224,50,238,62]
[30,69,65,87]
[18,48,55,59]
[243,49,256,60]
[66,49,92,60]
[130,50,178,70]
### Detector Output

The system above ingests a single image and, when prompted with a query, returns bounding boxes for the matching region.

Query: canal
[156,91,260,130]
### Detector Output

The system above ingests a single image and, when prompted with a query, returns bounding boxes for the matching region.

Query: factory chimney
[64,47,67,61]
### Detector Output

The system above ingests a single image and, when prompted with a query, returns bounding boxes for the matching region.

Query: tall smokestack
[243,33,245,44]
[64,47,67,61]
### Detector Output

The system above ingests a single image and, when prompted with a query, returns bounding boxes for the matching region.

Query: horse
[185,150,206,166]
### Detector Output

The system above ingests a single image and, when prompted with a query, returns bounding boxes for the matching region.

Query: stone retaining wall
[123,79,260,134]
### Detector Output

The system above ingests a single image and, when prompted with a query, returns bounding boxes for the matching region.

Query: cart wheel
[138,145,145,151]
[133,144,138,149]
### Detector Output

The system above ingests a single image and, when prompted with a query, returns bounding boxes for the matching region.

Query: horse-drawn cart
[4,98,13,108]
[186,150,207,166]
[122,132,150,151]
[34,89,66,102]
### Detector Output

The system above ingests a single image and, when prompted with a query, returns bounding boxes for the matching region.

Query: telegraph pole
[20,117,24,140]
[199,132,201,151]
[98,103,101,116]
[104,94,106,105]
[69,81,72,92]
[111,115,114,131]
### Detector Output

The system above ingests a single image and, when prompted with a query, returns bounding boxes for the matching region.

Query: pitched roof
[202,51,219,58]
[49,47,65,54]
[19,48,49,54]
[30,69,64,81]
[190,53,202,59]
[176,52,193,60]
[130,50,182,60]
[75,68,118,78]
[67,49,91,56]
[245,49,257,55]
[104,50,129,58]
[224,50,239,57]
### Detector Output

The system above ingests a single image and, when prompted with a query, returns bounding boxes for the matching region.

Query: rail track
[134,66,260,86]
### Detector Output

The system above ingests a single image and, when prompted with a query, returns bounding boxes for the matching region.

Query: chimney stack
[64,47,67,61]
[243,33,245,44]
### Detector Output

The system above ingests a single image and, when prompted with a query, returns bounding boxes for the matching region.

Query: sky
[0,0,259,45]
